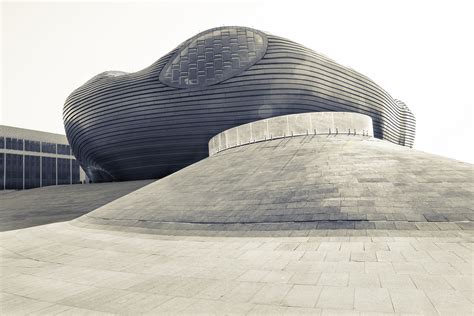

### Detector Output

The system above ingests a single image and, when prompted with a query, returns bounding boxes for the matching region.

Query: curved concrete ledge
[209,112,374,156]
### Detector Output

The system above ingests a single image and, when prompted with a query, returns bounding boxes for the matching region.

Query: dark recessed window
[0,154,4,190]
[41,157,56,187]
[57,158,71,185]
[6,138,23,150]
[24,140,41,152]
[57,144,71,155]
[24,155,40,189]
[42,142,56,154]
[72,159,81,184]
[5,154,23,189]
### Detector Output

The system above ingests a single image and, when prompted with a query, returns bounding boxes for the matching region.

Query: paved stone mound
[0,180,153,231]
[75,135,473,236]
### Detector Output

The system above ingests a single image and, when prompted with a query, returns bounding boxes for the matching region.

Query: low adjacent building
[0,125,87,190]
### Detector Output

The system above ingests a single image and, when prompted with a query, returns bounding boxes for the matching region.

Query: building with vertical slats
[0,125,87,190]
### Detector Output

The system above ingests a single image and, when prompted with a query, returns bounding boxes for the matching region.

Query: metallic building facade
[64,26,416,182]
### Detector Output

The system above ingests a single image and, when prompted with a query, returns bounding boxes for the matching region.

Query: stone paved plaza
[1,130,473,314]
[1,222,473,315]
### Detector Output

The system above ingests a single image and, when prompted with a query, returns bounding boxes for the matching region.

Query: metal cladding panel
[63,26,416,182]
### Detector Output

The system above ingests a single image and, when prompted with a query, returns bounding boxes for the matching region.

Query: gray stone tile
[0,295,55,315]
[410,274,453,290]
[262,270,295,283]
[248,304,288,315]
[354,288,393,313]
[251,283,293,305]
[424,213,448,222]
[336,262,365,273]
[316,286,354,310]
[349,273,380,288]
[194,280,237,300]
[376,251,405,262]
[183,299,255,314]
[237,269,270,282]
[425,289,474,314]
[300,251,327,262]
[400,249,434,263]
[374,222,396,230]
[318,242,341,251]
[33,304,113,315]
[394,221,418,230]
[284,306,322,315]
[289,272,321,285]
[428,250,465,263]
[422,262,461,275]
[340,242,364,252]
[350,251,377,262]
[366,214,386,221]
[416,222,440,231]
[281,285,322,308]
[457,222,474,230]
[145,297,198,313]
[389,288,437,314]
[435,222,461,230]
[379,273,415,289]
[318,273,349,287]
[392,262,426,274]
[355,221,376,230]
[308,262,338,273]
[363,242,388,251]
[222,282,264,303]
[404,214,427,222]
[444,275,473,291]
[364,262,394,274]
[325,251,351,262]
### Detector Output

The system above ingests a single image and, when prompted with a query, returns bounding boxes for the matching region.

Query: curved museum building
[64,26,416,182]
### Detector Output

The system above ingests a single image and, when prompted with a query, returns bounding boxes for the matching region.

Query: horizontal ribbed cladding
[63,26,416,182]
[394,99,416,148]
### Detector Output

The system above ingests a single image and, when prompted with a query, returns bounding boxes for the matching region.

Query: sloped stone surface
[76,135,473,235]
[0,180,153,231]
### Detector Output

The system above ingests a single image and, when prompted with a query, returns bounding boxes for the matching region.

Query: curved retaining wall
[64,26,416,182]
[209,112,373,156]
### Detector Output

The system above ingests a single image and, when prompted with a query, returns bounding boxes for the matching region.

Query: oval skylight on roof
[159,26,268,88]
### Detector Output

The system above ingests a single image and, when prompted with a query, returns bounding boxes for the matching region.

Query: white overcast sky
[1,0,473,163]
